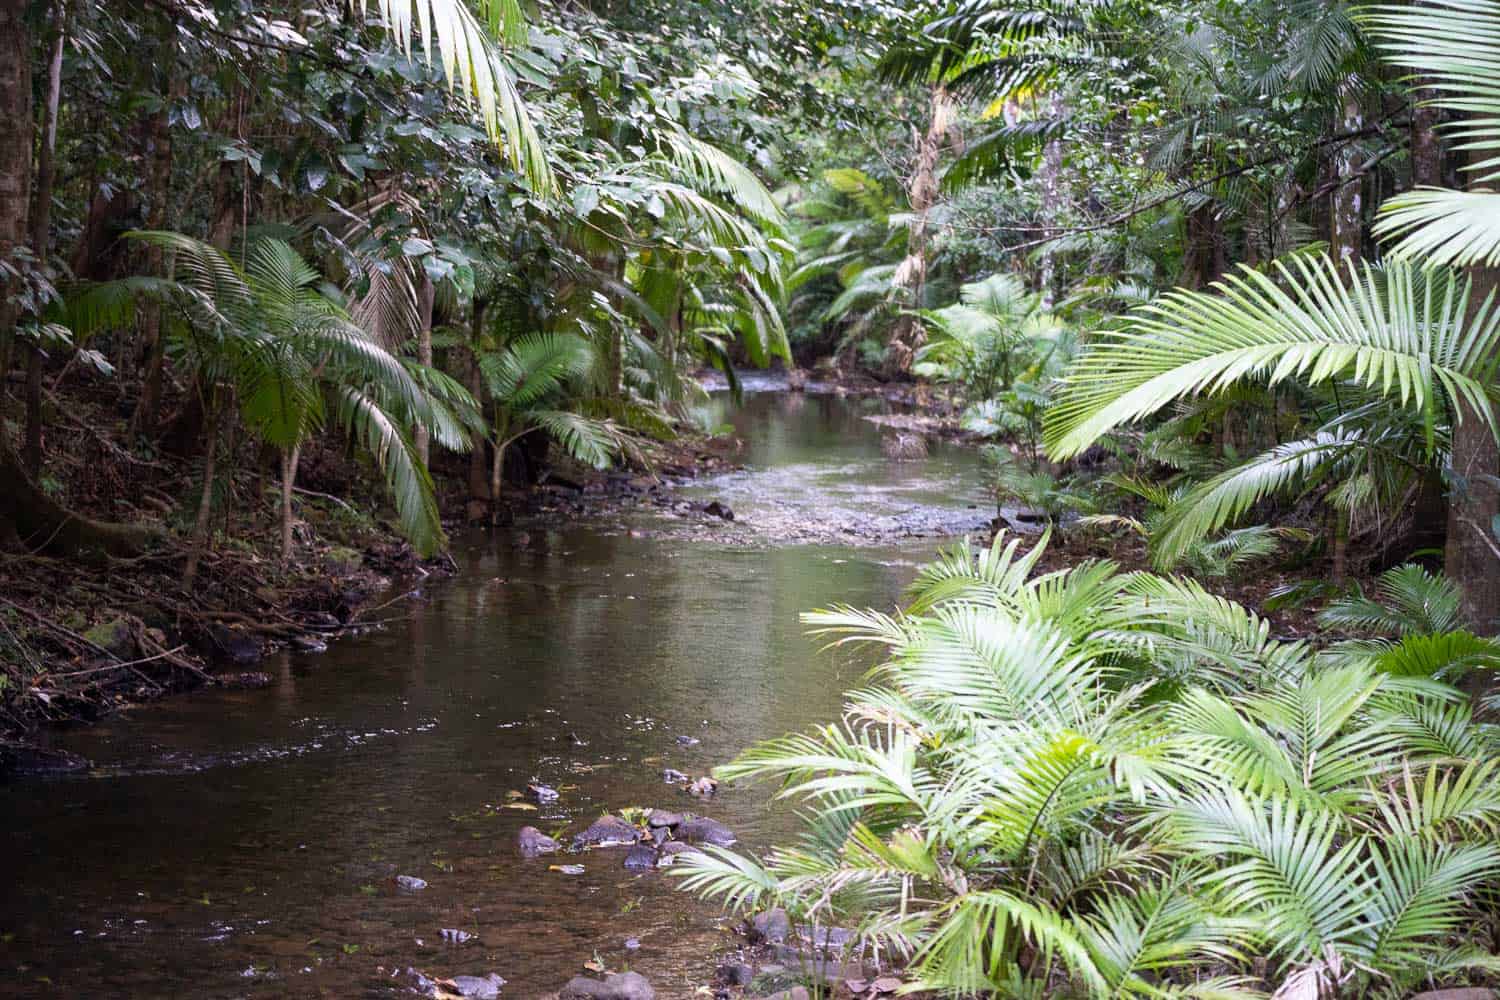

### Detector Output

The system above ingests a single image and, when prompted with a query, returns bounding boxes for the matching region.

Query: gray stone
[623,844,657,870]
[558,971,655,1000]
[451,973,507,998]
[756,990,809,1000]
[527,783,559,804]
[517,826,559,857]
[646,809,682,829]
[675,816,736,846]
[573,815,641,849]
[750,908,791,944]
[395,875,428,891]
[656,841,704,864]
[662,768,689,783]
[716,963,754,986]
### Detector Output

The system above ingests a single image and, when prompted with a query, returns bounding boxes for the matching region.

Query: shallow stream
[0,384,990,998]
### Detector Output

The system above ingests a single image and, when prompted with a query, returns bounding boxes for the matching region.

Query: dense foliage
[682,533,1500,996]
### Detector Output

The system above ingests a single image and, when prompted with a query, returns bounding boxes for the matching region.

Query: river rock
[675,816,736,846]
[527,782,560,804]
[517,826,559,857]
[662,768,689,783]
[750,908,791,943]
[440,928,473,944]
[703,500,735,521]
[623,844,658,870]
[646,809,681,829]
[675,735,701,746]
[757,990,810,1000]
[715,962,754,986]
[207,625,266,664]
[656,841,704,864]
[558,971,655,1000]
[686,776,718,798]
[572,815,640,849]
[451,973,507,998]
[395,875,428,892]
[82,617,134,656]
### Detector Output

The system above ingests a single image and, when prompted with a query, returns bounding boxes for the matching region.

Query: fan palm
[478,331,622,502]
[676,531,1500,998]
[1363,0,1500,266]
[1043,253,1500,565]
[354,0,553,193]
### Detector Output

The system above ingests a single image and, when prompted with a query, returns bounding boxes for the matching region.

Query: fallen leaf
[583,960,606,973]
[504,803,537,811]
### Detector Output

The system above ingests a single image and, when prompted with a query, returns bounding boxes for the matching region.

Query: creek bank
[0,531,452,763]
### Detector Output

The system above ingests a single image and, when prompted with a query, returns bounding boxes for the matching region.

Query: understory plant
[676,532,1500,998]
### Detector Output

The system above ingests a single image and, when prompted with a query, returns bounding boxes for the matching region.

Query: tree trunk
[21,0,67,473]
[134,48,179,436]
[1039,91,1066,308]
[885,85,953,376]
[467,298,491,501]
[183,391,223,588]
[1331,93,1364,271]
[1446,265,1500,633]
[1411,79,1443,189]
[414,272,435,467]
[280,441,301,563]
[0,0,33,434]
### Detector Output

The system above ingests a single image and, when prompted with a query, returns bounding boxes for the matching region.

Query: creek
[0,382,991,998]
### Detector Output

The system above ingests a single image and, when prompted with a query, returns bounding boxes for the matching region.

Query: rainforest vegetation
[5,0,1500,995]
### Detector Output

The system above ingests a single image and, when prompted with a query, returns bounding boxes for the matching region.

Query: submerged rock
[451,973,507,998]
[686,776,718,798]
[623,844,658,870]
[559,971,655,1000]
[675,816,736,846]
[703,500,735,521]
[214,671,273,689]
[527,782,560,804]
[517,826,560,857]
[395,875,428,892]
[674,735,701,747]
[572,815,640,849]
[661,768,689,784]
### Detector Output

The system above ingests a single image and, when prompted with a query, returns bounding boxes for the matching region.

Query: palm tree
[355,0,553,193]
[108,231,470,571]
[478,331,621,504]
[1042,253,1500,570]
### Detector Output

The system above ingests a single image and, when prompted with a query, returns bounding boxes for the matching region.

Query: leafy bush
[677,533,1500,998]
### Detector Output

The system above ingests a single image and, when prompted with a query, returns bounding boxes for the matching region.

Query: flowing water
[0,384,990,999]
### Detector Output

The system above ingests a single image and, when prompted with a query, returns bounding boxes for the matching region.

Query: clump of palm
[1044,254,1500,569]
[478,330,623,502]
[914,272,1060,402]
[676,532,1500,998]
[81,231,471,568]
[1318,563,1500,685]
[1082,475,1308,577]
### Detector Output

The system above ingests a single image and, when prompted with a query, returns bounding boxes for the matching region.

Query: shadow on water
[0,388,991,998]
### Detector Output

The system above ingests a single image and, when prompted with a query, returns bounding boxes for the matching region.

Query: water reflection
[0,390,988,998]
